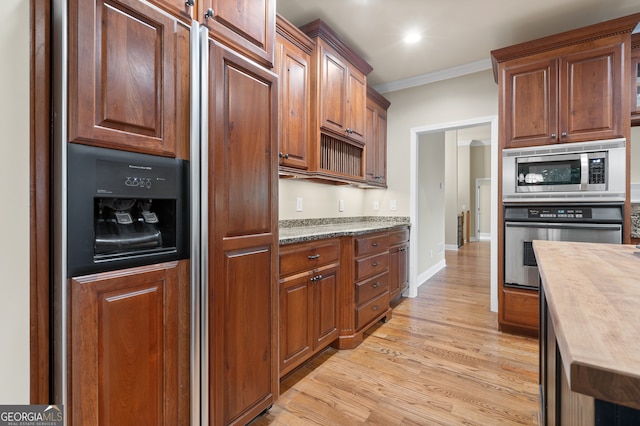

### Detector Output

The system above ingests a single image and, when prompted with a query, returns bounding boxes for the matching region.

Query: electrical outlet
[296,197,303,212]
[430,249,433,258]
[438,243,444,254]
[373,200,380,211]
[390,200,397,211]
[339,199,345,212]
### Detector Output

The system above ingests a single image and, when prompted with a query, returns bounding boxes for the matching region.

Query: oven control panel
[528,207,592,219]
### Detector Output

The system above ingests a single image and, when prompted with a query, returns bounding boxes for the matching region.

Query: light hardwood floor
[253,242,539,425]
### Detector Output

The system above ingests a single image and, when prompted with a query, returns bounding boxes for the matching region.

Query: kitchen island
[533,240,640,425]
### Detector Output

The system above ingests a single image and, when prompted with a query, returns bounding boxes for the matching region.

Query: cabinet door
[312,265,340,349]
[199,0,275,68]
[631,48,640,125]
[208,41,278,426]
[70,261,188,426]
[276,35,310,169]
[146,0,194,22]
[374,110,388,185]
[502,58,558,148]
[279,274,313,377]
[319,42,348,135]
[69,0,190,157]
[346,67,366,143]
[559,43,625,143]
[365,102,377,181]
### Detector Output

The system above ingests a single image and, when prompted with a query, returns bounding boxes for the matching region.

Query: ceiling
[276,0,640,93]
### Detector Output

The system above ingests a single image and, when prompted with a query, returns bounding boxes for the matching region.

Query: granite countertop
[533,240,640,410]
[631,204,640,238]
[279,216,410,245]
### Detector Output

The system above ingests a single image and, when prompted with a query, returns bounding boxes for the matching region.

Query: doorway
[409,116,498,312]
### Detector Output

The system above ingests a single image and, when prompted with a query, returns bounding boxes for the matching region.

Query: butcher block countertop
[533,240,640,410]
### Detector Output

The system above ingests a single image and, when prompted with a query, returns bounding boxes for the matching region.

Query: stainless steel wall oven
[504,204,623,290]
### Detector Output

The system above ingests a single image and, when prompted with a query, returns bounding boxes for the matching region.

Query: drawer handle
[372,262,379,267]
[310,275,322,281]
[399,247,406,252]
[372,242,379,247]
[371,305,380,311]
[372,282,380,288]
[308,254,321,260]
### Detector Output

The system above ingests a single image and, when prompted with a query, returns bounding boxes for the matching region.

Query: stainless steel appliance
[504,205,623,290]
[503,138,626,203]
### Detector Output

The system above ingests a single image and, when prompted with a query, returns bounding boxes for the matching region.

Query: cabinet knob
[399,247,406,252]
[372,261,379,267]
[551,133,557,139]
[185,0,194,6]
[372,282,380,288]
[317,275,323,280]
[371,305,380,311]
[561,132,567,138]
[204,8,214,19]
[346,128,352,134]
[372,242,379,247]
[308,254,321,260]
[279,152,289,159]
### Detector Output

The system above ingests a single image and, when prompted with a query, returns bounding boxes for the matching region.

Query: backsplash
[631,204,640,238]
[280,216,410,228]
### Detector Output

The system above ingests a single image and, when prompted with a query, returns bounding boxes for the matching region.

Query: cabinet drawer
[355,252,389,282]
[356,272,389,305]
[355,233,389,257]
[503,288,539,329]
[388,228,409,245]
[356,291,389,330]
[280,239,340,277]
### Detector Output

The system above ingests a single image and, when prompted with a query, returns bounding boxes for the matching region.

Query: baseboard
[417,259,446,289]
[478,233,491,242]
[445,244,459,251]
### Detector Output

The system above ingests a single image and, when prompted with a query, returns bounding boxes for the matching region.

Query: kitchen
[3,0,640,425]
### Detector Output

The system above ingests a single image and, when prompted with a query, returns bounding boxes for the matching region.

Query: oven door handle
[505,222,622,231]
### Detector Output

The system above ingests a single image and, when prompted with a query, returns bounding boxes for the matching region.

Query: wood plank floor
[253,242,539,425]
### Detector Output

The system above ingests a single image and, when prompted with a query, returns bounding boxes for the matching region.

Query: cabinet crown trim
[299,19,373,75]
[367,85,391,109]
[276,13,315,54]
[490,12,640,82]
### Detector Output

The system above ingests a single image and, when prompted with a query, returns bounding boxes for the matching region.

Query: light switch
[390,200,397,211]
[339,199,345,212]
[373,201,380,211]
[296,197,303,212]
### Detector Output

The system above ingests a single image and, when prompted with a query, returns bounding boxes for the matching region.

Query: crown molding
[373,58,492,94]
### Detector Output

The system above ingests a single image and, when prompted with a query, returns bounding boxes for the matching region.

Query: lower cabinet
[501,287,539,335]
[279,239,340,377]
[388,227,409,299]
[70,261,190,426]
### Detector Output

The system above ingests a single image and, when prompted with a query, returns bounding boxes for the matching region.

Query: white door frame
[409,115,499,312]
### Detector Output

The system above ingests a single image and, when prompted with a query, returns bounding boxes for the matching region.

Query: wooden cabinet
[69,0,190,158]
[499,38,625,148]
[279,239,340,377]
[365,86,390,187]
[631,34,640,126]
[336,231,393,349]
[312,38,367,144]
[70,261,190,426]
[275,15,313,170]
[300,19,373,183]
[501,287,539,335]
[207,40,279,425]
[388,227,409,299]
[198,0,275,68]
[146,0,194,22]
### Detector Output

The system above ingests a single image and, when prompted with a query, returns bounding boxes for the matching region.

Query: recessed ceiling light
[404,32,421,44]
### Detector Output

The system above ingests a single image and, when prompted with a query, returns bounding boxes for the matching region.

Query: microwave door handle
[580,153,589,187]
[505,222,621,231]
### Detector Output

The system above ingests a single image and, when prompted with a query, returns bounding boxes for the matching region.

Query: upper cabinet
[300,19,373,183]
[492,14,640,149]
[275,14,314,171]
[198,0,275,68]
[146,0,195,22]
[631,34,640,126]
[365,86,390,187]
[69,0,191,158]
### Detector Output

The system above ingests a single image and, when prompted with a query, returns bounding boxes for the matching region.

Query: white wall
[444,131,458,247]
[0,0,30,403]
[418,133,446,273]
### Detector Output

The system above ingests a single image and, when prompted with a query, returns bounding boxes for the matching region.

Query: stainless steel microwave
[503,138,626,203]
